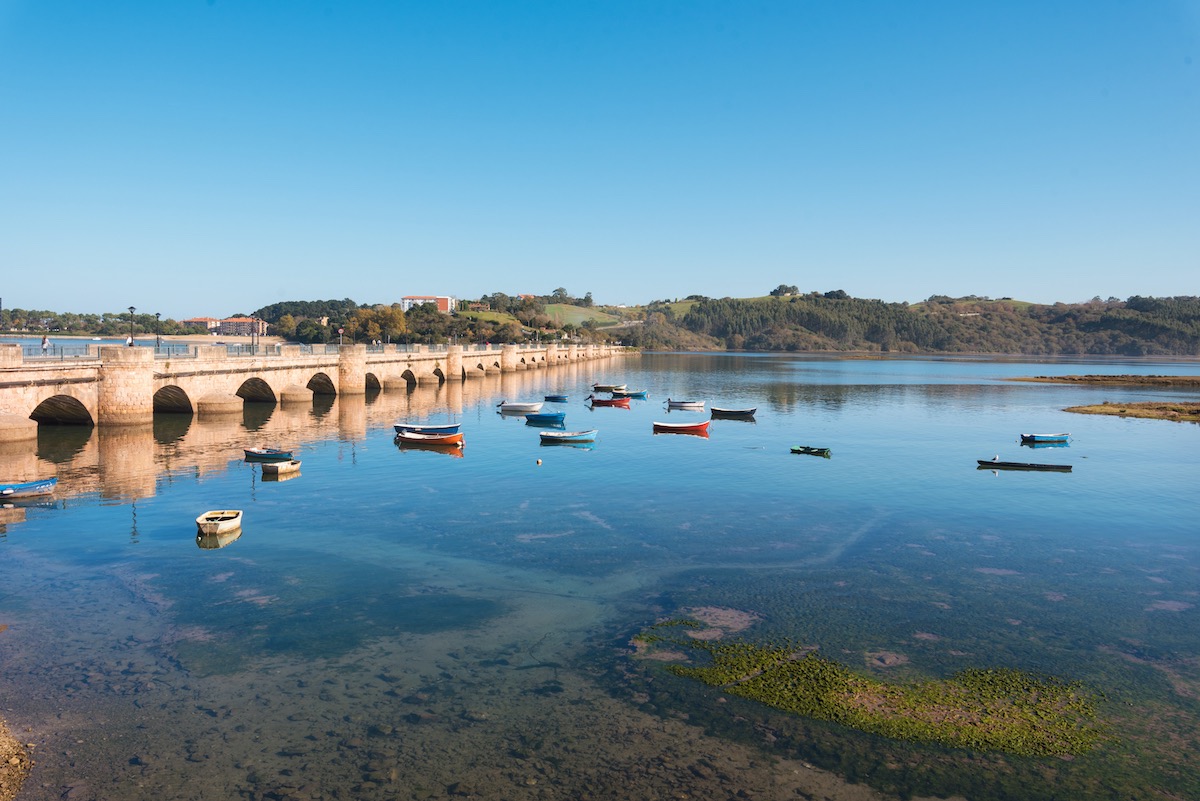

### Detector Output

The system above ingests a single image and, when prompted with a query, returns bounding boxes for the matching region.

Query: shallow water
[2,353,1198,800]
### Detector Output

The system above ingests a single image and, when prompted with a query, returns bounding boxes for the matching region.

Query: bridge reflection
[0,363,598,533]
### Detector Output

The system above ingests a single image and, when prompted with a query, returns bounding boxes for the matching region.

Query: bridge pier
[445,346,463,382]
[99,346,155,426]
[501,345,519,372]
[338,345,367,395]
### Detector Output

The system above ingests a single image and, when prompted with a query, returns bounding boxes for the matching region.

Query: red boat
[394,430,464,447]
[652,420,710,437]
[586,395,631,408]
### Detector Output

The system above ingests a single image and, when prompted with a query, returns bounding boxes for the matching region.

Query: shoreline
[1010,374,1200,387]
[0,715,31,801]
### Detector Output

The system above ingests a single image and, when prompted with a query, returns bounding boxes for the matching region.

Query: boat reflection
[652,429,710,438]
[196,528,243,549]
[538,440,595,450]
[395,441,465,458]
[262,470,301,482]
[1020,440,1069,449]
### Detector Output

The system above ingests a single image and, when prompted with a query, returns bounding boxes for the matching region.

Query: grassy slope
[544,304,622,327]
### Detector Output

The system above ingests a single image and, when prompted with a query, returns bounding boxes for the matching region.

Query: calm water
[2,353,1198,800]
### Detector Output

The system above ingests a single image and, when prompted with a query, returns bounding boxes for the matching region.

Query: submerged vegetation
[636,621,1108,758]
[1064,401,1200,423]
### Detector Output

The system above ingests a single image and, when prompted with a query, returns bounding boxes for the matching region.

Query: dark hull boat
[791,446,831,458]
[977,460,1071,472]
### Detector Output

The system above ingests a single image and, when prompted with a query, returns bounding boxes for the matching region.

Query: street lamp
[155,312,161,352]
[128,306,136,345]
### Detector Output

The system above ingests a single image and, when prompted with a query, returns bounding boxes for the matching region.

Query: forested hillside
[627,293,1200,356]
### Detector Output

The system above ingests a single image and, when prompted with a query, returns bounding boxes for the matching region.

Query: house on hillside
[182,317,221,332]
[401,296,457,313]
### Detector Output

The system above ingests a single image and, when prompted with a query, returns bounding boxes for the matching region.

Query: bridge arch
[30,394,94,426]
[236,377,278,403]
[365,372,382,392]
[307,372,337,395]
[153,385,194,414]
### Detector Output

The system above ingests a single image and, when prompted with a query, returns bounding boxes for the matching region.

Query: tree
[275,314,297,337]
[770,284,799,297]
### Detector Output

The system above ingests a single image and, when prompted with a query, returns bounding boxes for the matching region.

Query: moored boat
[711,406,756,418]
[790,445,831,458]
[652,420,710,436]
[1,477,58,498]
[544,394,569,403]
[260,459,302,476]
[539,429,598,444]
[611,389,648,399]
[525,411,567,425]
[586,394,631,408]
[196,509,243,535]
[497,400,544,414]
[591,383,626,393]
[244,447,293,462]
[395,430,464,447]
[977,459,1071,472]
[666,399,705,410]
[1019,433,1071,443]
[394,422,461,435]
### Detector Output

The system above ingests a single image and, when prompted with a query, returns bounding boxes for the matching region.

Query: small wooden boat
[540,429,598,444]
[976,459,1071,472]
[586,394,631,408]
[666,399,705,410]
[497,400,544,414]
[394,422,461,435]
[711,406,756,418]
[1020,433,1070,443]
[652,420,710,436]
[544,394,569,403]
[1,477,58,498]
[525,411,567,425]
[260,459,302,476]
[611,389,648,399]
[196,509,243,535]
[791,445,831,458]
[244,447,293,462]
[592,383,626,393]
[395,430,464,447]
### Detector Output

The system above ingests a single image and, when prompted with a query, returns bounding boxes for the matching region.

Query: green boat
[791,445,831,458]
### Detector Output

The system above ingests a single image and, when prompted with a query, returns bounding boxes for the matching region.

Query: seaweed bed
[1063,401,1200,423]
[635,620,1108,758]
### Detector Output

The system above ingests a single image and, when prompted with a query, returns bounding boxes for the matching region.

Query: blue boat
[1020,433,1070,444]
[525,411,567,425]
[244,447,294,462]
[544,394,569,403]
[394,422,461,435]
[0,477,58,498]
[611,389,648,399]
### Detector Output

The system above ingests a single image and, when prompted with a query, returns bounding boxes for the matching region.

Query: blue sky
[1,1,1197,319]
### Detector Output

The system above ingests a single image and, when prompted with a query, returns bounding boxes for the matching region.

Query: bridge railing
[22,345,99,361]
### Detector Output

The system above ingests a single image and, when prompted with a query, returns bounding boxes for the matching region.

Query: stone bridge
[0,342,624,441]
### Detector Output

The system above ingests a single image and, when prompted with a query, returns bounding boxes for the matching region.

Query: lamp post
[155,312,161,352]
[128,306,136,345]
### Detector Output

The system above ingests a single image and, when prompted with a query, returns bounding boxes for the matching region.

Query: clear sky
[1,1,1197,319]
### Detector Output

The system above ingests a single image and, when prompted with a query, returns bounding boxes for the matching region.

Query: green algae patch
[637,623,1108,758]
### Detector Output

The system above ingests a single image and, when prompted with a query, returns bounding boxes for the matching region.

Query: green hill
[544,304,622,328]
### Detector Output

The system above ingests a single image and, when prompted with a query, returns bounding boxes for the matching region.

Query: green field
[544,304,622,328]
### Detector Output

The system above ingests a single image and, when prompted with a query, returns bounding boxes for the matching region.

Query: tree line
[663,292,1200,355]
